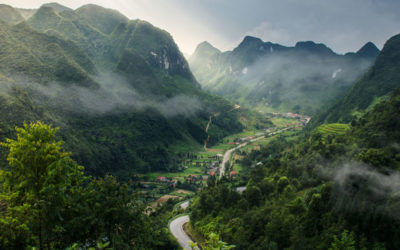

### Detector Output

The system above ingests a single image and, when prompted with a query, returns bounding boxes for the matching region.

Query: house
[156,176,169,182]
[209,171,216,176]
[256,162,263,166]
[187,174,198,182]
[241,136,254,141]
[230,171,237,177]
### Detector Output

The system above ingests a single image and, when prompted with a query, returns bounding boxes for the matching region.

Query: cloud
[333,163,400,198]
[9,73,203,117]
[158,95,203,117]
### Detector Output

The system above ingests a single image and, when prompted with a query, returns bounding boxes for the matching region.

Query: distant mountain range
[189,36,380,115]
[0,3,268,177]
[311,33,400,125]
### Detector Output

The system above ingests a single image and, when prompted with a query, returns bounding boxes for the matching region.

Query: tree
[329,230,356,250]
[0,121,84,249]
[190,232,235,250]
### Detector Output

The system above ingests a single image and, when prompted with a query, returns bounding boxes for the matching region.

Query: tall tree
[0,121,84,249]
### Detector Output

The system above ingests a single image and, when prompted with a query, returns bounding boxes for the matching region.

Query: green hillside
[75,4,128,34]
[0,4,270,179]
[190,78,400,250]
[0,22,96,86]
[0,4,25,24]
[189,32,400,249]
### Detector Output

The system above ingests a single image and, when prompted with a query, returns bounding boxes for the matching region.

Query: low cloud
[333,163,400,198]
[8,72,203,117]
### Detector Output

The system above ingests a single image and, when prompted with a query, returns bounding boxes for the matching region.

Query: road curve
[219,142,247,178]
[169,215,192,249]
[219,125,303,178]
[180,200,190,209]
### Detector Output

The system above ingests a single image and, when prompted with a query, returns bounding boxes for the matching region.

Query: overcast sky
[2,0,400,55]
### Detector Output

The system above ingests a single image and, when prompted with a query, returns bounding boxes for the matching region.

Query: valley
[137,111,305,208]
[0,1,399,250]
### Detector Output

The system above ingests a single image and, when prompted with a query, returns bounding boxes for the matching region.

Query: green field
[270,117,299,127]
[315,123,350,142]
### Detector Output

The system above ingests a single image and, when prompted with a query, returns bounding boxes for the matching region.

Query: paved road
[236,186,247,193]
[219,142,247,178]
[169,215,192,250]
[219,125,303,178]
[180,200,190,209]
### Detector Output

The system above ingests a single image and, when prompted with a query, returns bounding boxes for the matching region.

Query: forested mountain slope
[312,33,400,125]
[0,3,268,178]
[189,36,379,115]
[190,34,400,249]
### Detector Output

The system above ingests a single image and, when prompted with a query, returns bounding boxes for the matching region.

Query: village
[136,112,308,208]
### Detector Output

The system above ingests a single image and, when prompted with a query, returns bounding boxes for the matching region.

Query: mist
[240,52,373,91]
[218,51,375,113]
[333,163,400,198]
[8,72,203,117]
[326,162,400,220]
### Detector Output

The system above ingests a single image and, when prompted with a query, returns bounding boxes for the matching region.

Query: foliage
[190,232,235,250]
[0,122,176,249]
[0,3,273,178]
[189,88,400,249]
[329,230,356,250]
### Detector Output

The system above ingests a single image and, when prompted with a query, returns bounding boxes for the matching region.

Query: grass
[145,165,205,181]
[316,123,350,137]
[315,123,350,143]
[233,163,243,172]
[221,129,267,143]
[271,117,298,127]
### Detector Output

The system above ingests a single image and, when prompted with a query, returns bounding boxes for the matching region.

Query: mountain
[15,8,36,19]
[27,5,198,86]
[42,2,72,13]
[75,4,128,34]
[0,3,269,178]
[312,33,400,125]
[355,41,380,58]
[0,4,25,24]
[0,22,96,86]
[189,37,379,115]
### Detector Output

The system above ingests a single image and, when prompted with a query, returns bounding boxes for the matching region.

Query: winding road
[180,200,190,209]
[170,115,310,247]
[219,125,304,178]
[169,215,192,249]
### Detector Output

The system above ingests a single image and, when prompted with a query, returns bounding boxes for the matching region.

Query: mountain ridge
[189,36,379,115]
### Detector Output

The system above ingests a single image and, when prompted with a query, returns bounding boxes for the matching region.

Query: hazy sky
[2,0,400,55]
